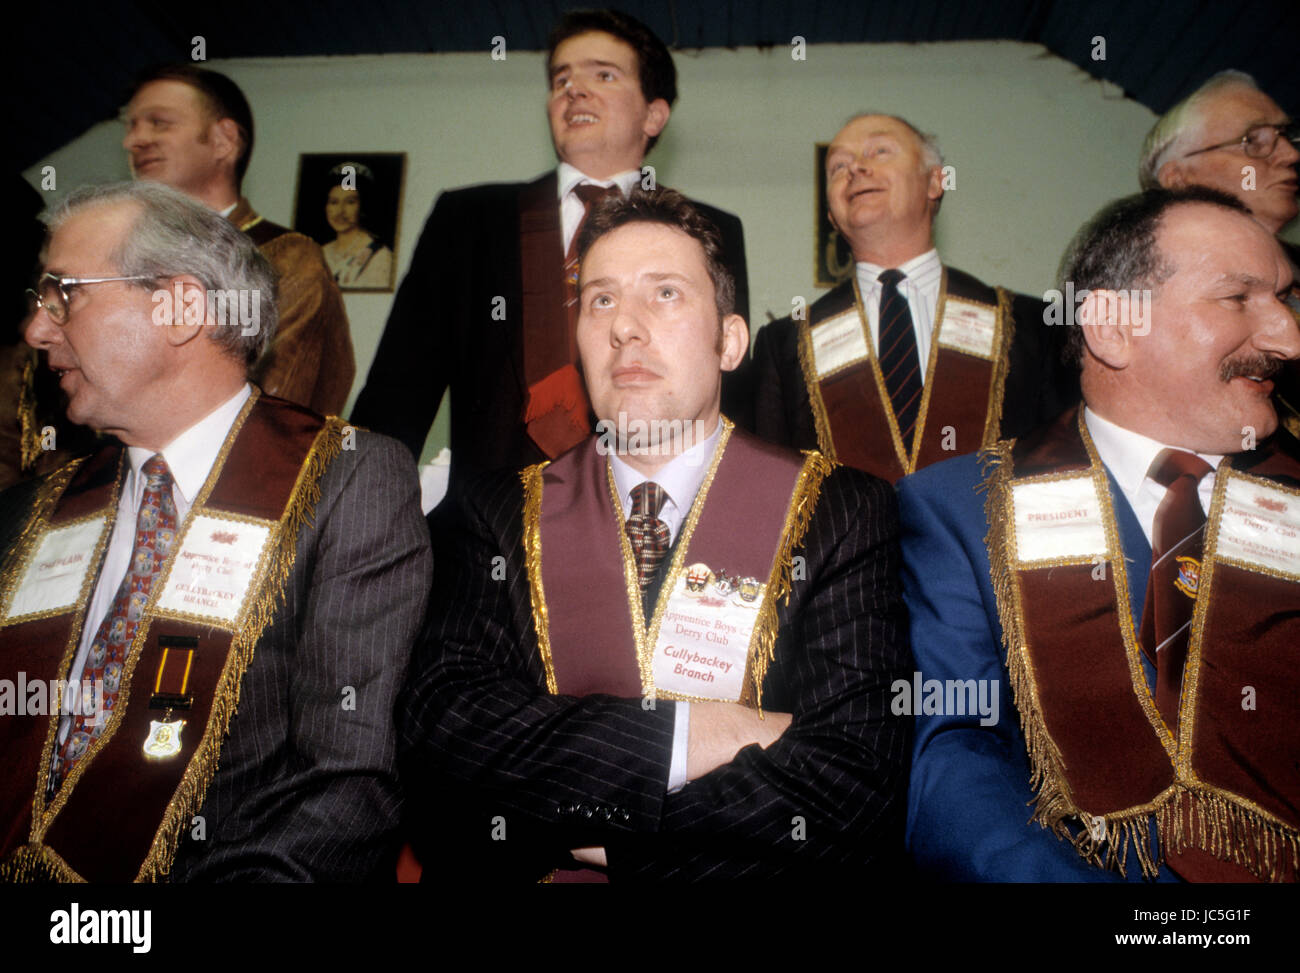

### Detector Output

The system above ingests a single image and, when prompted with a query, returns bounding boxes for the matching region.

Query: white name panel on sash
[156,514,272,625]
[4,517,108,621]
[1215,477,1300,577]
[652,565,761,701]
[1012,476,1107,563]
[811,309,870,378]
[937,298,997,360]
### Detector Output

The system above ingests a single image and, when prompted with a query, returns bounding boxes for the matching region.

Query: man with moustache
[123,65,354,415]
[352,9,749,494]
[398,188,910,881]
[1140,70,1300,437]
[754,113,1072,483]
[902,188,1300,882]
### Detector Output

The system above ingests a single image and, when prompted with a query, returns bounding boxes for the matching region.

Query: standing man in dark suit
[124,65,356,416]
[399,188,911,881]
[352,9,749,495]
[1139,70,1300,437]
[2,182,430,881]
[753,113,1073,483]
[901,188,1300,882]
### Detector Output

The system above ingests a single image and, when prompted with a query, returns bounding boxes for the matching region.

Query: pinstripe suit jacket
[0,424,432,882]
[399,449,913,880]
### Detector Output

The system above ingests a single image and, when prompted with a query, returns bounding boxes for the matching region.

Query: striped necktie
[1138,448,1213,732]
[877,268,923,454]
[625,481,672,591]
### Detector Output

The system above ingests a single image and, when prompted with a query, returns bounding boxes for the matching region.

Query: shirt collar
[1084,406,1222,496]
[855,248,941,290]
[126,384,252,505]
[609,418,724,524]
[557,162,642,201]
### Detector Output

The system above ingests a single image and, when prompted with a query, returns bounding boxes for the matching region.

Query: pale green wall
[30,40,1281,463]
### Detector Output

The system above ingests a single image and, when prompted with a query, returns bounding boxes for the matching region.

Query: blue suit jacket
[898,451,1179,882]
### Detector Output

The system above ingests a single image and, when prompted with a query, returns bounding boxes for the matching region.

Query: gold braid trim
[978,442,1140,871]
[981,287,1015,449]
[18,351,40,474]
[0,842,84,883]
[136,416,348,881]
[747,450,835,708]
[520,461,557,694]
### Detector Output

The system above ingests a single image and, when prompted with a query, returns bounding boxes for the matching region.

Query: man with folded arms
[399,188,910,881]
[754,113,1072,482]
[902,187,1300,881]
[1,182,429,881]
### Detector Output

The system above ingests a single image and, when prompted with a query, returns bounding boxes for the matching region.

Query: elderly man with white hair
[1,181,430,882]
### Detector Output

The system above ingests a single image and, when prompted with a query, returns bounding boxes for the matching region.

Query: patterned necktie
[1138,448,1214,732]
[564,182,621,318]
[625,481,672,592]
[877,268,923,455]
[50,454,178,792]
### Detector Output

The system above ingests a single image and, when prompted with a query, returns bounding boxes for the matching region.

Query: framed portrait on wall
[292,152,407,292]
[814,143,854,288]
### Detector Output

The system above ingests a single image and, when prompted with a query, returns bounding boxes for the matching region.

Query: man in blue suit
[900,187,1300,882]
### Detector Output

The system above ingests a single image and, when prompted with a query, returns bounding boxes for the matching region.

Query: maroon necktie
[1138,448,1214,732]
[564,182,621,322]
[50,454,178,792]
[524,183,620,460]
[625,481,671,591]
[877,269,923,454]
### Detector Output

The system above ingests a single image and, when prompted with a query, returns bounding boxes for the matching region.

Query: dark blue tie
[877,269,923,454]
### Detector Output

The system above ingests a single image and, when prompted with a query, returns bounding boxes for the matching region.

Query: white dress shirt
[854,248,944,383]
[609,418,725,792]
[1084,407,1221,547]
[557,162,642,254]
[57,384,252,749]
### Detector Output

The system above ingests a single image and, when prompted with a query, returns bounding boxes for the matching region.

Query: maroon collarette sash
[519,178,591,459]
[0,393,344,882]
[798,269,1012,483]
[521,421,831,707]
[984,407,1300,880]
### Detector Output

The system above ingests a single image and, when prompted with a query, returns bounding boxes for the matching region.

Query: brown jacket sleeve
[253,232,356,415]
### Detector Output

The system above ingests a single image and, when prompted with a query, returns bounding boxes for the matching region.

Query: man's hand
[686,702,792,781]
[569,846,608,867]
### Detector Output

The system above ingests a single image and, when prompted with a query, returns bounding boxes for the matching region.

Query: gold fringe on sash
[0,458,86,611]
[796,320,838,464]
[18,352,40,475]
[982,442,1300,881]
[1157,790,1300,883]
[981,288,1015,450]
[979,442,1161,876]
[746,450,834,710]
[136,417,349,881]
[520,462,557,694]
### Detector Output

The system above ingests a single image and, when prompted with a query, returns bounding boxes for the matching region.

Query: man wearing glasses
[1,181,430,882]
[1140,70,1300,437]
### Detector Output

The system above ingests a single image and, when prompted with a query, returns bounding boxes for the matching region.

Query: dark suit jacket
[752,271,1079,456]
[398,442,913,880]
[351,173,751,492]
[897,449,1178,882]
[0,410,432,881]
